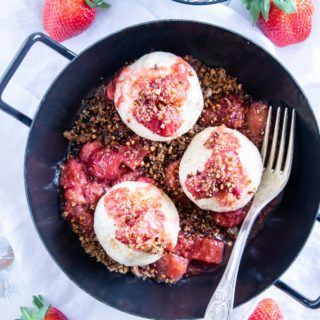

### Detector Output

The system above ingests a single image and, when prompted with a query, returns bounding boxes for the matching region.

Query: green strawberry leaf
[261,0,270,21]
[273,0,297,14]
[85,0,111,9]
[19,295,50,320]
[243,0,261,24]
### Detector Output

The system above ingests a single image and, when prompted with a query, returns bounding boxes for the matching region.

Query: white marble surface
[0,0,319,319]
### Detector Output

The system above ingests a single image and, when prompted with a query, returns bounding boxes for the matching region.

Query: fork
[204,107,296,320]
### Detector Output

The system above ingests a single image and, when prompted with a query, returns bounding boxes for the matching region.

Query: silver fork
[204,107,296,320]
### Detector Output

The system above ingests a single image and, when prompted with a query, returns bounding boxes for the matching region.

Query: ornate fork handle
[204,202,264,320]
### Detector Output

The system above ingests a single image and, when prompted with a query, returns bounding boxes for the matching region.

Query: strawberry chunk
[85,147,128,182]
[213,207,248,228]
[155,254,189,282]
[192,237,224,264]
[79,140,104,163]
[120,145,148,170]
[79,142,148,183]
[60,158,89,190]
[245,101,268,147]
[105,78,117,101]
[201,95,245,129]
[173,232,195,260]
[60,158,105,205]
[165,160,180,191]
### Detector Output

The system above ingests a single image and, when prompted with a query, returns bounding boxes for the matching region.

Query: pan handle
[273,214,320,309]
[0,32,76,127]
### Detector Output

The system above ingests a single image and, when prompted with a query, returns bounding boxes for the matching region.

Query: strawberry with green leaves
[244,0,314,47]
[248,298,284,320]
[19,295,67,320]
[43,0,110,42]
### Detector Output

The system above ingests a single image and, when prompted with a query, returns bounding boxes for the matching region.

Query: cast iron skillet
[0,21,320,319]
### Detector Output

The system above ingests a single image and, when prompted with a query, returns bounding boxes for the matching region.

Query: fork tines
[261,106,296,173]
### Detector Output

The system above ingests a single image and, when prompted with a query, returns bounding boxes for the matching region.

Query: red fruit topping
[191,236,224,264]
[213,207,248,228]
[104,187,167,253]
[132,60,191,137]
[155,253,189,282]
[200,95,245,128]
[244,101,269,147]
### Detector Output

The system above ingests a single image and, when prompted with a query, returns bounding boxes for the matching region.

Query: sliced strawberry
[248,298,284,320]
[192,236,224,264]
[155,253,189,282]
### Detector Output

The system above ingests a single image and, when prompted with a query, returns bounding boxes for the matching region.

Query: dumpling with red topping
[111,52,204,141]
[179,126,263,212]
[94,181,180,266]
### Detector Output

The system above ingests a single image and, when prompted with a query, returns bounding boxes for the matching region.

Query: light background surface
[0,0,319,319]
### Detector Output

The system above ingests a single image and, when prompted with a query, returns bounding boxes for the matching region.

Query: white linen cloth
[0,0,320,319]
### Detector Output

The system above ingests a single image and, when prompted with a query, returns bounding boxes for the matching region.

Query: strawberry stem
[19,295,50,320]
[85,0,111,9]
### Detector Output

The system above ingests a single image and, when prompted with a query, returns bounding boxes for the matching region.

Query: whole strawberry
[244,0,314,47]
[43,0,110,42]
[248,298,284,320]
[19,295,68,320]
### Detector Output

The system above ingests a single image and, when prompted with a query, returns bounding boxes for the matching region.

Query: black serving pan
[0,21,319,319]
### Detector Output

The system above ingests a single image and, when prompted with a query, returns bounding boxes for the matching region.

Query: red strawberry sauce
[185,128,245,205]
[104,187,169,253]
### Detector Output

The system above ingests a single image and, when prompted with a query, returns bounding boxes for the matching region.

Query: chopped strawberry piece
[79,140,104,163]
[85,147,128,182]
[60,159,89,190]
[173,232,195,260]
[201,95,245,129]
[60,158,105,205]
[213,206,249,228]
[84,181,106,204]
[105,78,117,101]
[245,101,268,147]
[249,298,284,320]
[165,160,180,191]
[192,236,224,264]
[79,142,148,183]
[64,185,86,204]
[120,145,148,170]
[155,254,189,282]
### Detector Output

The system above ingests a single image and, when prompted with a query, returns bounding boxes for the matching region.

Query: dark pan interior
[24,21,320,319]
